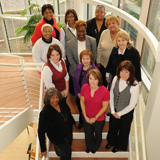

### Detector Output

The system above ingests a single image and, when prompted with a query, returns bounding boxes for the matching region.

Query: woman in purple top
[73,49,98,129]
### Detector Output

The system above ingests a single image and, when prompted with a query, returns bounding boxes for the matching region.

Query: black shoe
[112,147,119,153]
[86,148,90,153]
[91,150,96,154]
[107,112,111,116]
[105,143,111,149]
[77,123,83,129]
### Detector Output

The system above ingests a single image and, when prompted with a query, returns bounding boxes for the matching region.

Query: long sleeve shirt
[42,59,69,89]
[110,76,139,116]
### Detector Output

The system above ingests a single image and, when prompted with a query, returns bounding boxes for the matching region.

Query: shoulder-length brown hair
[117,60,136,86]
[87,69,103,86]
[80,49,94,65]
[65,9,78,24]
[47,44,62,62]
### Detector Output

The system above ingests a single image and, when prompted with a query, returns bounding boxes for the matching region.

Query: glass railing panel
[147,0,160,41]
[121,0,143,45]
[1,0,25,14]
[3,19,32,53]
[141,41,155,79]
[0,22,8,52]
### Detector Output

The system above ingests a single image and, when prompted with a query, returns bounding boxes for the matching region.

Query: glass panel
[1,0,25,14]
[121,0,143,45]
[147,0,160,41]
[4,19,32,53]
[142,81,149,105]
[142,42,155,78]
[0,22,7,52]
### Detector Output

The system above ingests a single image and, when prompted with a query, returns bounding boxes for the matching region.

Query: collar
[43,17,54,25]
[42,36,52,43]
[49,58,61,67]
[118,47,126,55]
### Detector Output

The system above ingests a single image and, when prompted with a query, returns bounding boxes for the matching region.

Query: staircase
[46,115,130,160]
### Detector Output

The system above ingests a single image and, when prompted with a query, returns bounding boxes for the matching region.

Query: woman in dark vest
[42,44,69,99]
[105,60,139,152]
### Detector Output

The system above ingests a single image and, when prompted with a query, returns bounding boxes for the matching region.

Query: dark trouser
[107,109,134,150]
[99,64,108,87]
[76,97,83,125]
[69,75,75,95]
[83,117,105,152]
[54,134,72,160]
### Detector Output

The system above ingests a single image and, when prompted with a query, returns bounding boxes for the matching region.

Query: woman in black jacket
[38,88,75,159]
[106,31,141,84]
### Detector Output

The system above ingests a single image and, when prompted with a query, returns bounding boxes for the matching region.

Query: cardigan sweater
[60,24,76,50]
[38,101,75,152]
[44,60,67,92]
[31,17,60,45]
[86,17,106,46]
[97,29,124,68]
[106,47,142,81]
[73,63,98,97]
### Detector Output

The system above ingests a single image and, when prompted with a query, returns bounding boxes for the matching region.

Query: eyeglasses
[67,16,75,19]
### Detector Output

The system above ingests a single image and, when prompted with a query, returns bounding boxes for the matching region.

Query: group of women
[33,3,141,160]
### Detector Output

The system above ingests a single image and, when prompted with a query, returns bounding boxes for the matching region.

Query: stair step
[49,158,128,160]
[48,140,129,158]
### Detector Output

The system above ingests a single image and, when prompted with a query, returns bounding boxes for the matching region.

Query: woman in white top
[43,44,69,98]
[105,60,139,153]
[97,16,123,87]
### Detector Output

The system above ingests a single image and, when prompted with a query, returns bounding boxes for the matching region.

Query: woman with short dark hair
[31,4,60,45]
[38,88,75,159]
[80,69,110,153]
[105,60,139,152]
[86,5,107,46]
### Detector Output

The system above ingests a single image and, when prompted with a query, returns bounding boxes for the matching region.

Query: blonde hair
[115,31,134,49]
[105,16,120,28]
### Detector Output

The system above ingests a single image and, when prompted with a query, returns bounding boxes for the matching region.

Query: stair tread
[49,139,129,152]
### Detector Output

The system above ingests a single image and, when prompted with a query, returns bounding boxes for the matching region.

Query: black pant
[99,64,108,87]
[54,134,72,160]
[76,97,83,124]
[69,75,75,95]
[83,117,105,152]
[107,109,134,150]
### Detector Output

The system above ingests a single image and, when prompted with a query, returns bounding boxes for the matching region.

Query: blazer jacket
[66,35,97,77]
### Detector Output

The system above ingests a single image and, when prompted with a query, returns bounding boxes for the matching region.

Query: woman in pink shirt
[80,69,110,153]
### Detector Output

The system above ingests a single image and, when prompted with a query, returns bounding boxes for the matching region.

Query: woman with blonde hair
[106,31,141,83]
[97,16,124,87]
